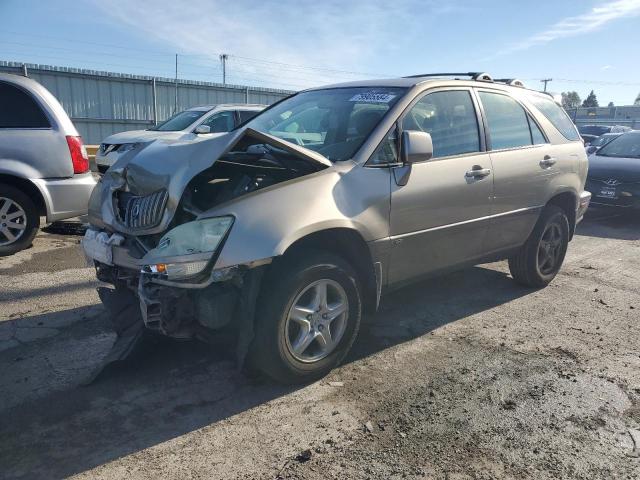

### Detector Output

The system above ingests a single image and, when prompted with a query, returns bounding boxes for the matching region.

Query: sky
[0,0,639,105]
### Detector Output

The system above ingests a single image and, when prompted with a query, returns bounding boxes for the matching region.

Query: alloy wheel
[0,197,28,246]
[537,221,563,275]
[284,279,349,363]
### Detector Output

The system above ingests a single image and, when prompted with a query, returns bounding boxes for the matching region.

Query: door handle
[465,165,491,178]
[540,155,557,168]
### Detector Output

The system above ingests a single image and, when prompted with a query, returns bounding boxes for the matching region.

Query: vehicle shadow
[0,265,531,480]
[575,207,640,240]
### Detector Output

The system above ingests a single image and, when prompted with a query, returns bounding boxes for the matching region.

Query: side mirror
[401,130,433,164]
[586,145,597,154]
[194,125,211,134]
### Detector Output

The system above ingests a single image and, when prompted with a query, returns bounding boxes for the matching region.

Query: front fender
[208,163,391,269]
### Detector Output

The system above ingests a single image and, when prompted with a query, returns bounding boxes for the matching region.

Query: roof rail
[403,72,484,79]
[404,72,494,82]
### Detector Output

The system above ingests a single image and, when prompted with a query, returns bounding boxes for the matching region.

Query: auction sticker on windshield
[349,92,397,103]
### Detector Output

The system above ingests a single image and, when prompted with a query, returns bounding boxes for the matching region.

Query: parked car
[585,132,623,154]
[581,133,599,146]
[95,104,266,173]
[578,124,631,138]
[586,131,640,208]
[83,73,590,383]
[0,73,96,256]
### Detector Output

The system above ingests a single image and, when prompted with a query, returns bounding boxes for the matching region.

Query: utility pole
[174,54,178,114]
[540,78,552,92]
[220,53,228,84]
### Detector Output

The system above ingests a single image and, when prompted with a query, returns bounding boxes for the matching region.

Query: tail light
[66,136,89,174]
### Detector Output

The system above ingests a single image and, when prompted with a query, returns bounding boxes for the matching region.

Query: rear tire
[0,184,40,257]
[508,205,569,288]
[247,250,362,384]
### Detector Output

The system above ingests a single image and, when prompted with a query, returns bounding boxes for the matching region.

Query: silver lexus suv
[84,73,591,383]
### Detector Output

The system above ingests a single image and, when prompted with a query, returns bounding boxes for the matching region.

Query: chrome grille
[116,190,168,230]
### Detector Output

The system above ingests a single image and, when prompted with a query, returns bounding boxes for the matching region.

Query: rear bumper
[576,191,591,224]
[31,173,97,222]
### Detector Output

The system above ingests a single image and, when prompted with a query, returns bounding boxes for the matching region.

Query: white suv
[95,104,265,173]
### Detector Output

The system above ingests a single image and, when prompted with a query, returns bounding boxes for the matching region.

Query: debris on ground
[364,421,375,433]
[295,449,312,463]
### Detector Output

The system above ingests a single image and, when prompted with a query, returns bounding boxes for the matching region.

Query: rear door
[476,89,555,253]
[388,88,494,286]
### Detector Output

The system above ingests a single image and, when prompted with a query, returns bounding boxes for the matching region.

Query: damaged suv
[84,73,591,383]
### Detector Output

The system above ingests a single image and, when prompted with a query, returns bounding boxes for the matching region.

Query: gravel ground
[0,209,639,480]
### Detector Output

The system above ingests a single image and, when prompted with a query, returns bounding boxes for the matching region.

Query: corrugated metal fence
[0,61,294,144]
[565,105,640,129]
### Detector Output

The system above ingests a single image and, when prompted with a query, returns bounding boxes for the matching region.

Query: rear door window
[0,81,50,128]
[238,110,260,125]
[479,91,533,150]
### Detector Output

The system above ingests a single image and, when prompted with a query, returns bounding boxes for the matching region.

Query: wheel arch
[0,173,47,217]
[276,227,379,315]
[546,190,577,239]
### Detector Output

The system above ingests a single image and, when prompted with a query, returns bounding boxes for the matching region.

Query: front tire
[248,251,362,384]
[508,205,569,288]
[0,184,40,257]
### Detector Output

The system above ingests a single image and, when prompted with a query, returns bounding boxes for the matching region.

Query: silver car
[95,104,265,173]
[0,73,96,256]
[84,73,591,383]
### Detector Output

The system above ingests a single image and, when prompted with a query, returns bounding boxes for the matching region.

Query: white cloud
[493,0,640,57]
[92,0,466,90]
[600,64,613,70]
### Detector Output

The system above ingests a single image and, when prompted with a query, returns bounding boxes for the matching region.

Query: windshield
[244,87,406,162]
[150,110,207,131]
[597,132,640,158]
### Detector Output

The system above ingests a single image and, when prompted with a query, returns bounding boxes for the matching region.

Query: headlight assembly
[142,216,233,280]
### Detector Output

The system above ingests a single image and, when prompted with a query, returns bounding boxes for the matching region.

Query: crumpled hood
[588,154,640,183]
[101,129,192,145]
[91,127,332,235]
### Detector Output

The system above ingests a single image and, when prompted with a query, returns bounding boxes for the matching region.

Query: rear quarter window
[0,81,51,128]
[528,94,580,141]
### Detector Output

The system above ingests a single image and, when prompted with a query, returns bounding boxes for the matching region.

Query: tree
[607,101,614,107]
[561,91,581,109]
[582,90,599,107]
[635,92,640,106]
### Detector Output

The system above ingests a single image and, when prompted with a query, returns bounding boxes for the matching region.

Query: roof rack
[494,78,526,88]
[404,72,489,80]
[404,72,526,88]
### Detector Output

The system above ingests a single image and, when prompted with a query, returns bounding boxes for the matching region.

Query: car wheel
[508,205,569,288]
[248,250,362,384]
[0,184,40,257]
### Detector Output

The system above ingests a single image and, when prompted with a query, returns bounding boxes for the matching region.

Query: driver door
[388,88,494,286]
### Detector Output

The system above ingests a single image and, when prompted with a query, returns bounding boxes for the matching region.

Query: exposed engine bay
[174,136,326,227]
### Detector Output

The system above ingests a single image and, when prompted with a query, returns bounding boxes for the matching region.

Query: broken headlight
[142,216,233,280]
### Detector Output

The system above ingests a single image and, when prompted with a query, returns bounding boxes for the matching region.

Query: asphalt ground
[0,207,638,479]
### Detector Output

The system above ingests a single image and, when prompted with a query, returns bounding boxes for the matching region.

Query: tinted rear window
[528,95,580,141]
[238,110,260,123]
[0,81,51,128]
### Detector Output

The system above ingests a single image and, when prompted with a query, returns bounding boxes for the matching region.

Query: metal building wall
[0,61,294,144]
